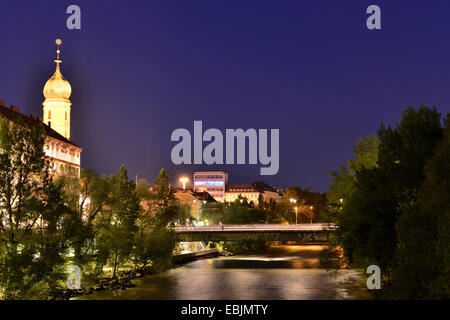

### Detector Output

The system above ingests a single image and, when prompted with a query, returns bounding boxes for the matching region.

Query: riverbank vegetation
[0,118,182,299]
[326,105,450,299]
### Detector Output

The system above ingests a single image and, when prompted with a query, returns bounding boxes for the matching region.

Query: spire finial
[55,39,62,69]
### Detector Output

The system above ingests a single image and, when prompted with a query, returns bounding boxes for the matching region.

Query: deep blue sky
[1,1,450,192]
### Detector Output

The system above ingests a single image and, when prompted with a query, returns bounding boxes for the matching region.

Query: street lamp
[294,206,298,224]
[289,199,297,224]
[179,177,189,189]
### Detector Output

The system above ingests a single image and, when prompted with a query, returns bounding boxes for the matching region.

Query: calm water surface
[77,245,371,300]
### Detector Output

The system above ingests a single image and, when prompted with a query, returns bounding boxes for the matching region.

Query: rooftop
[174,188,217,202]
[0,101,81,149]
[226,181,278,193]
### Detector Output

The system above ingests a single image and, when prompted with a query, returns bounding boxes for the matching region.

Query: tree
[57,167,110,267]
[282,186,327,223]
[0,119,71,299]
[259,198,285,224]
[132,169,177,271]
[372,106,443,271]
[391,113,450,298]
[199,201,224,225]
[326,134,379,216]
[149,169,178,226]
[201,196,265,225]
[325,134,381,266]
[95,165,140,279]
[327,105,447,298]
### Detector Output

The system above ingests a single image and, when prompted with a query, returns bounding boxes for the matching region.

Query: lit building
[193,171,227,202]
[0,39,82,176]
[174,188,217,221]
[192,171,281,204]
[43,39,72,140]
[224,181,281,204]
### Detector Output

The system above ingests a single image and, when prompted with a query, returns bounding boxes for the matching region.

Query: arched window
[65,112,67,120]
[48,110,51,119]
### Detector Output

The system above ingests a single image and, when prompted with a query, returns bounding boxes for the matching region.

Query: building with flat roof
[192,171,281,205]
[193,171,228,202]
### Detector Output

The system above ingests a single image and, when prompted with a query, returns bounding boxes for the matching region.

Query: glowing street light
[179,177,189,189]
[289,199,297,224]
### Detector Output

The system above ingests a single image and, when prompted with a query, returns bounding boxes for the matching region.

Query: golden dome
[43,68,72,99]
[43,39,71,100]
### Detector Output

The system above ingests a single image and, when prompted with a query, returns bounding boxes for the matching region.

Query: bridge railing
[174,223,338,232]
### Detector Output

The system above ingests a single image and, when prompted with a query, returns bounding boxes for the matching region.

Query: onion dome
[43,39,71,100]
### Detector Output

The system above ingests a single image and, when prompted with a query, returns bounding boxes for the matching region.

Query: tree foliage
[0,119,184,298]
[327,105,450,299]
[94,165,140,279]
[0,119,71,299]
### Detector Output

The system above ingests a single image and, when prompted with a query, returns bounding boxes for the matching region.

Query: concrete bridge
[174,224,338,242]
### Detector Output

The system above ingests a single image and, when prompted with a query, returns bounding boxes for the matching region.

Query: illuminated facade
[42,39,82,175]
[191,171,281,204]
[43,39,72,140]
[193,171,228,202]
[0,39,82,176]
[224,181,281,204]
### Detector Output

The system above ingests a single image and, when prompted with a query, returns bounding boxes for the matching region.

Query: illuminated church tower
[43,39,72,140]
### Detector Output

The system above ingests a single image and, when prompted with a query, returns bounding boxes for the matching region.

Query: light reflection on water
[77,245,371,300]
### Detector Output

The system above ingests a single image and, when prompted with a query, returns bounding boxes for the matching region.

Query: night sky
[1,0,450,192]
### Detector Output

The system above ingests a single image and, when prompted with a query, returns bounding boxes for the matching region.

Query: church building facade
[0,39,82,175]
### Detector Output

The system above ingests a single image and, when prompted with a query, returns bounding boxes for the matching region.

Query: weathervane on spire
[55,38,62,68]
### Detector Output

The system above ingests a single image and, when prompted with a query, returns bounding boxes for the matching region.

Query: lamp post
[294,206,298,224]
[289,198,297,224]
[179,177,189,189]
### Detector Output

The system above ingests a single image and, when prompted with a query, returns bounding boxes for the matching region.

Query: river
[77,245,371,300]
